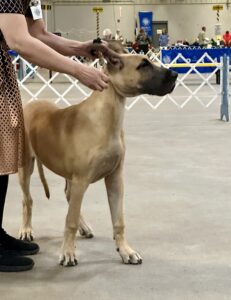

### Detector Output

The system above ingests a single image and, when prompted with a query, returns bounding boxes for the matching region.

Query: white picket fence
[11,49,229,111]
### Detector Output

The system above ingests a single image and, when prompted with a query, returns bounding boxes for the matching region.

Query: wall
[48,3,231,45]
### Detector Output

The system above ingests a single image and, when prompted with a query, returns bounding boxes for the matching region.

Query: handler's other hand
[75,64,109,91]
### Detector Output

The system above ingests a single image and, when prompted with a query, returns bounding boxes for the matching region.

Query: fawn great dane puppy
[19,43,177,266]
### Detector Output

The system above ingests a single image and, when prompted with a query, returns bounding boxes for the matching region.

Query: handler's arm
[26,18,117,60]
[0,14,108,91]
[26,18,86,57]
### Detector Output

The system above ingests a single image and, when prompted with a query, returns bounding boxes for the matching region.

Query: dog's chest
[91,141,123,182]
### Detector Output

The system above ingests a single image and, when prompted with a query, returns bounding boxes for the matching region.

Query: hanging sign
[138,11,153,37]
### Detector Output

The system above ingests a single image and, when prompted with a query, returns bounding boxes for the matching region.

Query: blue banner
[138,11,153,38]
[161,48,231,73]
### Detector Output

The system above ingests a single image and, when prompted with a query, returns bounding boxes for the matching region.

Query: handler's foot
[0,229,39,256]
[0,248,34,272]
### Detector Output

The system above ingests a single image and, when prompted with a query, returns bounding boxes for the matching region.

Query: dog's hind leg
[18,156,35,241]
[65,179,94,239]
[60,178,89,266]
[105,162,142,265]
[78,215,94,238]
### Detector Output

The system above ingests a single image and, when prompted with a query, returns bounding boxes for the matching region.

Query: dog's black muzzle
[155,68,178,96]
[165,69,178,93]
[138,66,178,97]
[165,68,178,83]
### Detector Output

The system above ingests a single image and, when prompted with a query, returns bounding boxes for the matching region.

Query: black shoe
[0,248,34,272]
[0,229,39,256]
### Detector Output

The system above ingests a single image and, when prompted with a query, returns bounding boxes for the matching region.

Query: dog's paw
[79,217,94,239]
[117,247,142,265]
[59,253,78,267]
[19,227,34,241]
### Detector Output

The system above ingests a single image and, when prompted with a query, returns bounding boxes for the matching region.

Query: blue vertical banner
[138,11,153,38]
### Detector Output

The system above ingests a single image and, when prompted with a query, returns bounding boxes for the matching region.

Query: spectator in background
[223,30,231,47]
[115,29,124,44]
[198,26,209,48]
[136,28,151,54]
[102,28,113,40]
[159,29,169,48]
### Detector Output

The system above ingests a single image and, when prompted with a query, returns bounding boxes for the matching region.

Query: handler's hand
[74,63,109,91]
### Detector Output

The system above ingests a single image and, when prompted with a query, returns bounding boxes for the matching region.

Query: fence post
[220,54,229,122]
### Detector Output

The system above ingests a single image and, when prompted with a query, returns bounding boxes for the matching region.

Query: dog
[18,42,177,266]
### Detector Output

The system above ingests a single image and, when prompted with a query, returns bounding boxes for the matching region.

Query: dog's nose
[166,69,178,81]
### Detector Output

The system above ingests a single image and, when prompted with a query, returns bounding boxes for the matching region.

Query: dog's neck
[87,82,126,134]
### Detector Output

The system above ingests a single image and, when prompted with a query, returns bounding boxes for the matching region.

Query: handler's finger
[100,81,109,89]
[92,79,108,91]
[95,83,106,91]
[101,72,110,83]
[101,40,109,47]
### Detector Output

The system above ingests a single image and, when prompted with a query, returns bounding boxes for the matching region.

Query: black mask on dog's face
[105,54,177,98]
[137,59,178,96]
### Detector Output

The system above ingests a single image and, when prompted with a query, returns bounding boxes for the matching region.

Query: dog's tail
[36,159,50,199]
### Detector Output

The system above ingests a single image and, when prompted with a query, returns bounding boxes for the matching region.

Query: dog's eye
[136,59,151,70]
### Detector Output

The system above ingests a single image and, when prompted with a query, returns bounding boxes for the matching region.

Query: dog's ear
[107,40,128,54]
[104,40,126,71]
[106,56,124,71]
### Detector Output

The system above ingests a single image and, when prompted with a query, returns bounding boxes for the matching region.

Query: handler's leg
[0,175,8,229]
[0,175,38,272]
[105,165,142,265]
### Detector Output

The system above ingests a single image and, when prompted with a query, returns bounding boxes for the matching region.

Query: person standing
[198,26,208,47]
[115,29,124,43]
[0,0,117,272]
[136,28,151,54]
[102,28,112,40]
[223,30,231,47]
[159,29,169,48]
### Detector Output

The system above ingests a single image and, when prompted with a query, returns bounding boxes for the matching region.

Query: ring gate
[10,49,230,121]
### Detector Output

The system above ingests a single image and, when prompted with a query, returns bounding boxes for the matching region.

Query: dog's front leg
[105,164,142,265]
[65,179,94,238]
[59,179,88,267]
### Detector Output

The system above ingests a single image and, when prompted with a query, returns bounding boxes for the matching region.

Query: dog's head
[105,42,177,97]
